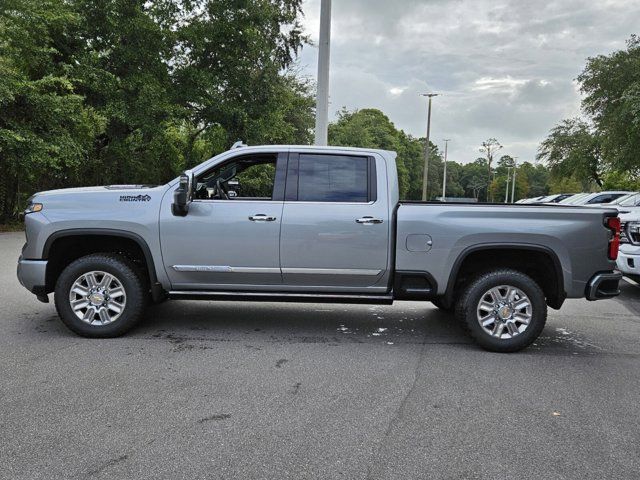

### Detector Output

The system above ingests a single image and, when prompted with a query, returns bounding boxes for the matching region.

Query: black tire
[455,269,547,353]
[431,298,454,312]
[54,253,146,338]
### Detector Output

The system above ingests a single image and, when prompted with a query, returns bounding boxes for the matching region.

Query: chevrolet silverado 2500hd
[17,145,622,352]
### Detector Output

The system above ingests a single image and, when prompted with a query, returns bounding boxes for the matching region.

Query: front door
[160,152,287,290]
[279,152,390,290]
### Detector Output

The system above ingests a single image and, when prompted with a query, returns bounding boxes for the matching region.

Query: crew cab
[17,145,622,352]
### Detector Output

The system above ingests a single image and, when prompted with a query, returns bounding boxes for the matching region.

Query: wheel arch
[42,229,161,298]
[444,244,566,309]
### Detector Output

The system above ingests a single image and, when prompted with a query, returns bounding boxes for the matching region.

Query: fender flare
[443,243,566,309]
[43,228,159,285]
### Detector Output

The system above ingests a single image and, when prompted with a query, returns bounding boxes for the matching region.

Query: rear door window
[296,154,370,202]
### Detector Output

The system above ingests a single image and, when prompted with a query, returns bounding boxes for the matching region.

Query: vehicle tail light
[606,216,620,260]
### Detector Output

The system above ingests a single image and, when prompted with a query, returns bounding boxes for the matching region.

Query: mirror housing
[172,170,194,216]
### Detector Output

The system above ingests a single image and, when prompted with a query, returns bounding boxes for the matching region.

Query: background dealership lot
[2,232,640,479]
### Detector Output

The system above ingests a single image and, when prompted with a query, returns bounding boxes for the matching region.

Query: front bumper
[17,256,48,294]
[585,271,622,301]
[616,245,640,277]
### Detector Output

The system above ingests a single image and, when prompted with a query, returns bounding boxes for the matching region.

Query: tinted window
[587,195,611,204]
[297,154,369,202]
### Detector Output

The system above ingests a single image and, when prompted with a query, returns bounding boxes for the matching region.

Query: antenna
[231,140,248,149]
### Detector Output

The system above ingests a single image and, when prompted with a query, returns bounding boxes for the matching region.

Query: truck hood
[34,185,160,197]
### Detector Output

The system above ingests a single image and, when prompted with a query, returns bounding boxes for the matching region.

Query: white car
[557,191,631,206]
[604,192,640,211]
[618,212,640,282]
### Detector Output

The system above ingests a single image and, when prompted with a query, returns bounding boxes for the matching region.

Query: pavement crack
[86,454,128,477]
[365,338,427,480]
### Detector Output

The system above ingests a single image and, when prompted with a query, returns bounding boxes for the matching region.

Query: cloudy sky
[296,0,640,163]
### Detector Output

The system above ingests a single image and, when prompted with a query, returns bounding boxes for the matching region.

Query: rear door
[279,152,390,290]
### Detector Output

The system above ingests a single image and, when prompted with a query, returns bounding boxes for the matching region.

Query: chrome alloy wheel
[476,285,532,339]
[68,271,127,325]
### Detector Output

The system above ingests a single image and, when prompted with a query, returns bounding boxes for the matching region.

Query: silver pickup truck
[17,145,622,352]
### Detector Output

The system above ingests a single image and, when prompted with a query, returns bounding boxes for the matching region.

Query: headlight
[627,222,640,246]
[24,201,43,215]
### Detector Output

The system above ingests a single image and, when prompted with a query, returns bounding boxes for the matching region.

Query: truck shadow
[27,300,604,355]
[136,300,472,348]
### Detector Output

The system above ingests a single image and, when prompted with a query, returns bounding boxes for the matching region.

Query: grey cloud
[299,0,640,163]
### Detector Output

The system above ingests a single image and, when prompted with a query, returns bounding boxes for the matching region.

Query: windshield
[559,193,588,204]
[616,192,640,206]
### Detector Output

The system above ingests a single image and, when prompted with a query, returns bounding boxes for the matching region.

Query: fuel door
[406,234,433,252]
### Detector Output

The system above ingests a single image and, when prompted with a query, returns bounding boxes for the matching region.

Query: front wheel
[455,269,547,352]
[54,254,146,337]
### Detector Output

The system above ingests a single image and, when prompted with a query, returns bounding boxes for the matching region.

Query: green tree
[0,0,103,219]
[479,138,502,200]
[0,0,314,221]
[537,118,603,189]
[518,162,550,197]
[460,159,489,200]
[578,35,640,174]
[548,175,584,194]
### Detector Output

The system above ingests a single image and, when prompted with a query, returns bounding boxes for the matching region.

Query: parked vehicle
[568,191,631,206]
[17,145,622,352]
[618,212,640,283]
[591,192,640,211]
[558,193,591,205]
[533,193,575,204]
[517,196,546,204]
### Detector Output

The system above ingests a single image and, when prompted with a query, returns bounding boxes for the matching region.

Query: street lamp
[314,0,331,146]
[505,167,511,203]
[420,93,438,201]
[442,139,450,201]
[511,157,518,203]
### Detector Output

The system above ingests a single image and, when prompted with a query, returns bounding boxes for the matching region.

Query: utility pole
[314,0,331,146]
[420,93,438,201]
[511,157,518,203]
[504,167,511,203]
[442,139,450,200]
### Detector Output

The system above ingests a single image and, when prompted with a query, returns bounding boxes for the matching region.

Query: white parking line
[623,276,640,288]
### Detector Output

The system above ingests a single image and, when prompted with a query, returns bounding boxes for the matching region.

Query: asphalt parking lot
[1,231,640,480]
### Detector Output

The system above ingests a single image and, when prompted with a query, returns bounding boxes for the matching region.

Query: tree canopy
[538,35,640,190]
[0,0,313,220]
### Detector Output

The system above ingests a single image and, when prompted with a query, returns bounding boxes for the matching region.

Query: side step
[168,290,394,305]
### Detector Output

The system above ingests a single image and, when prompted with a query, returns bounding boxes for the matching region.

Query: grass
[0,222,25,232]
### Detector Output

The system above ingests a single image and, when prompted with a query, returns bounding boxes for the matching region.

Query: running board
[168,290,394,305]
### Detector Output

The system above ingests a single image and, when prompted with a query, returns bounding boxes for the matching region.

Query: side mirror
[172,170,194,216]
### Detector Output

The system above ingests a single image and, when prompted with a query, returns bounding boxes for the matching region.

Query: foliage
[578,35,640,174]
[537,118,603,189]
[539,36,640,189]
[548,176,584,195]
[0,0,313,220]
[601,171,640,191]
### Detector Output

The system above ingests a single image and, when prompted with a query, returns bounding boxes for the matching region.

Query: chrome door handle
[355,216,383,224]
[249,214,276,222]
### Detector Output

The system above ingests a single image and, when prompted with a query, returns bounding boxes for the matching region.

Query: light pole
[504,167,511,203]
[420,93,438,201]
[442,139,450,200]
[511,157,518,203]
[314,0,331,146]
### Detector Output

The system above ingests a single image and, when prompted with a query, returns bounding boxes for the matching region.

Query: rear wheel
[54,254,146,337]
[456,269,547,352]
